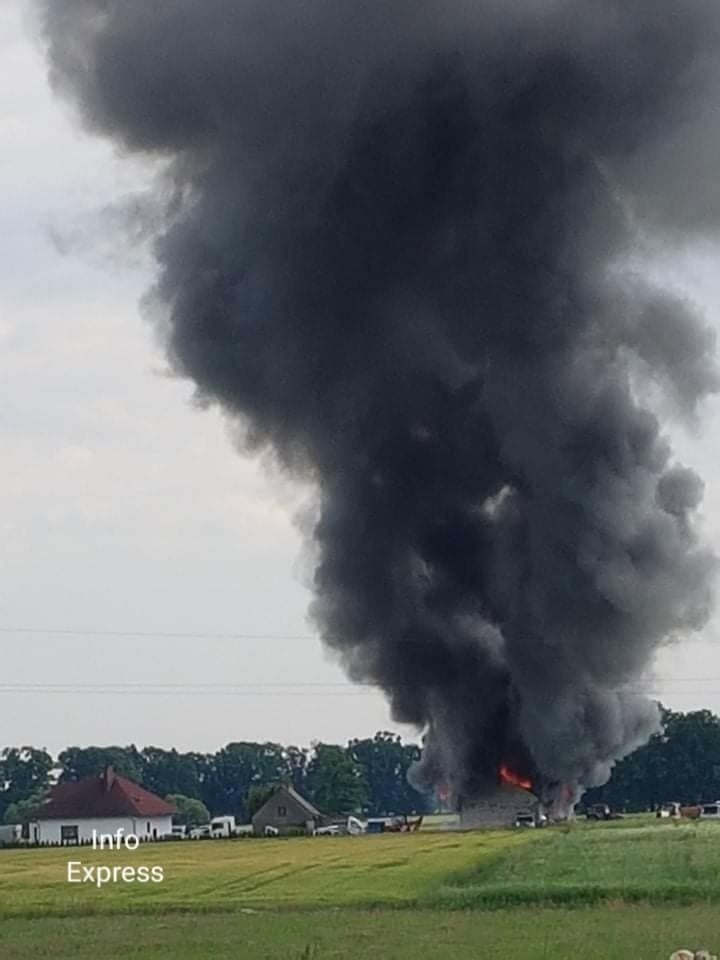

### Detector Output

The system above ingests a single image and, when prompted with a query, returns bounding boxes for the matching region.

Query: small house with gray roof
[251,784,324,836]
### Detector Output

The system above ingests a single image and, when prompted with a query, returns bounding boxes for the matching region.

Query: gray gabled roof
[283,784,322,818]
[253,783,323,821]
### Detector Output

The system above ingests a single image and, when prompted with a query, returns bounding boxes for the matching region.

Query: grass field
[2,818,720,958]
[0,830,527,917]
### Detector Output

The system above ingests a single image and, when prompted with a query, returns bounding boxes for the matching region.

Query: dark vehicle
[586,803,623,821]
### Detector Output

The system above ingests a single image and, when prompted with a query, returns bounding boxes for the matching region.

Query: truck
[208,815,252,838]
[209,816,237,838]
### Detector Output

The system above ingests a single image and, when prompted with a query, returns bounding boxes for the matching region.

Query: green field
[2,819,720,958]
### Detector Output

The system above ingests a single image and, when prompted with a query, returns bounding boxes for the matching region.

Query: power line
[1,625,718,652]
[0,630,717,696]
[0,627,314,640]
[0,680,717,695]
[0,684,374,697]
[0,682,362,689]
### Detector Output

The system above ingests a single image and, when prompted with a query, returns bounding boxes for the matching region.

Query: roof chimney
[103,766,115,792]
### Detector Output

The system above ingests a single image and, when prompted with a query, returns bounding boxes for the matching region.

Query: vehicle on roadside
[585,803,623,821]
[189,825,211,839]
[0,824,21,846]
[210,815,238,838]
[366,818,386,834]
[313,824,341,836]
[346,816,366,836]
[700,801,720,819]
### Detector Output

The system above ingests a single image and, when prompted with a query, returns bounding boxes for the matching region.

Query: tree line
[0,731,425,826]
[4,708,720,826]
[583,708,720,810]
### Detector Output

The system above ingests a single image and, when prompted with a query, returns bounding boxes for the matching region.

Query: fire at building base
[457,767,578,829]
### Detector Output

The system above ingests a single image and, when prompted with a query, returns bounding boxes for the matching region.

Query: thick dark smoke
[37,0,720,808]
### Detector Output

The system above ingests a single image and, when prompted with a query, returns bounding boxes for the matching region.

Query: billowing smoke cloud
[36,0,720,807]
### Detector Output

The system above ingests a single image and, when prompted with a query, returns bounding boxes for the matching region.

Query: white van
[700,802,720,819]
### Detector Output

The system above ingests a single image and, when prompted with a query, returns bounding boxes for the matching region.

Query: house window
[277,805,287,817]
[61,825,79,845]
[147,821,151,833]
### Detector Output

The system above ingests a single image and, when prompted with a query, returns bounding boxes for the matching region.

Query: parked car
[189,825,211,839]
[700,802,720,819]
[313,824,341,836]
[514,813,536,828]
[171,825,188,839]
[586,803,623,821]
[366,819,386,834]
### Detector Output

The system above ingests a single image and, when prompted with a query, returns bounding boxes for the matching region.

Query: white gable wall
[34,815,173,845]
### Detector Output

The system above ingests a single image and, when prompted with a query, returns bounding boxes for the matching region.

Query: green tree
[0,747,53,822]
[4,793,46,825]
[58,745,144,783]
[166,794,210,827]
[285,745,309,795]
[201,742,289,820]
[305,743,368,814]
[349,732,426,815]
[585,708,720,811]
[247,784,277,819]
[142,747,206,800]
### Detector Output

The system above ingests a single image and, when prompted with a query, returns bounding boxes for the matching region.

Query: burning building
[460,766,538,829]
[35,1,719,812]
[460,785,537,830]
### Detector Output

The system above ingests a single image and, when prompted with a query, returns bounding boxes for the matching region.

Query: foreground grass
[2,818,719,918]
[4,820,720,958]
[440,819,720,908]
[0,831,527,918]
[2,905,720,960]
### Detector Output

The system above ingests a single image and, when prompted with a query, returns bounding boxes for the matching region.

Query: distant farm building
[31,766,175,844]
[459,783,537,829]
[251,784,324,836]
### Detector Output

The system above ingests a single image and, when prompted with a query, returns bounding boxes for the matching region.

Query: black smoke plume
[36,0,720,809]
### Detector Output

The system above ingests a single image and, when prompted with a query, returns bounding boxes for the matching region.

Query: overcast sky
[3,0,720,758]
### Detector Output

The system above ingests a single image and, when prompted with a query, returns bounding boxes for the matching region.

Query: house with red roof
[31,767,176,845]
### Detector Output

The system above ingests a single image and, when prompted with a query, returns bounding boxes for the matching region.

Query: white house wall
[34,815,173,845]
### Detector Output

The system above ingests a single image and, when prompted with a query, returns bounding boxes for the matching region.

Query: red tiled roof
[37,768,176,820]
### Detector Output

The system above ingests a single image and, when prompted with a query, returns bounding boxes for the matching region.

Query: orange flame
[499,764,533,792]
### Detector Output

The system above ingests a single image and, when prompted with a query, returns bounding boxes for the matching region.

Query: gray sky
[2,0,720,757]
